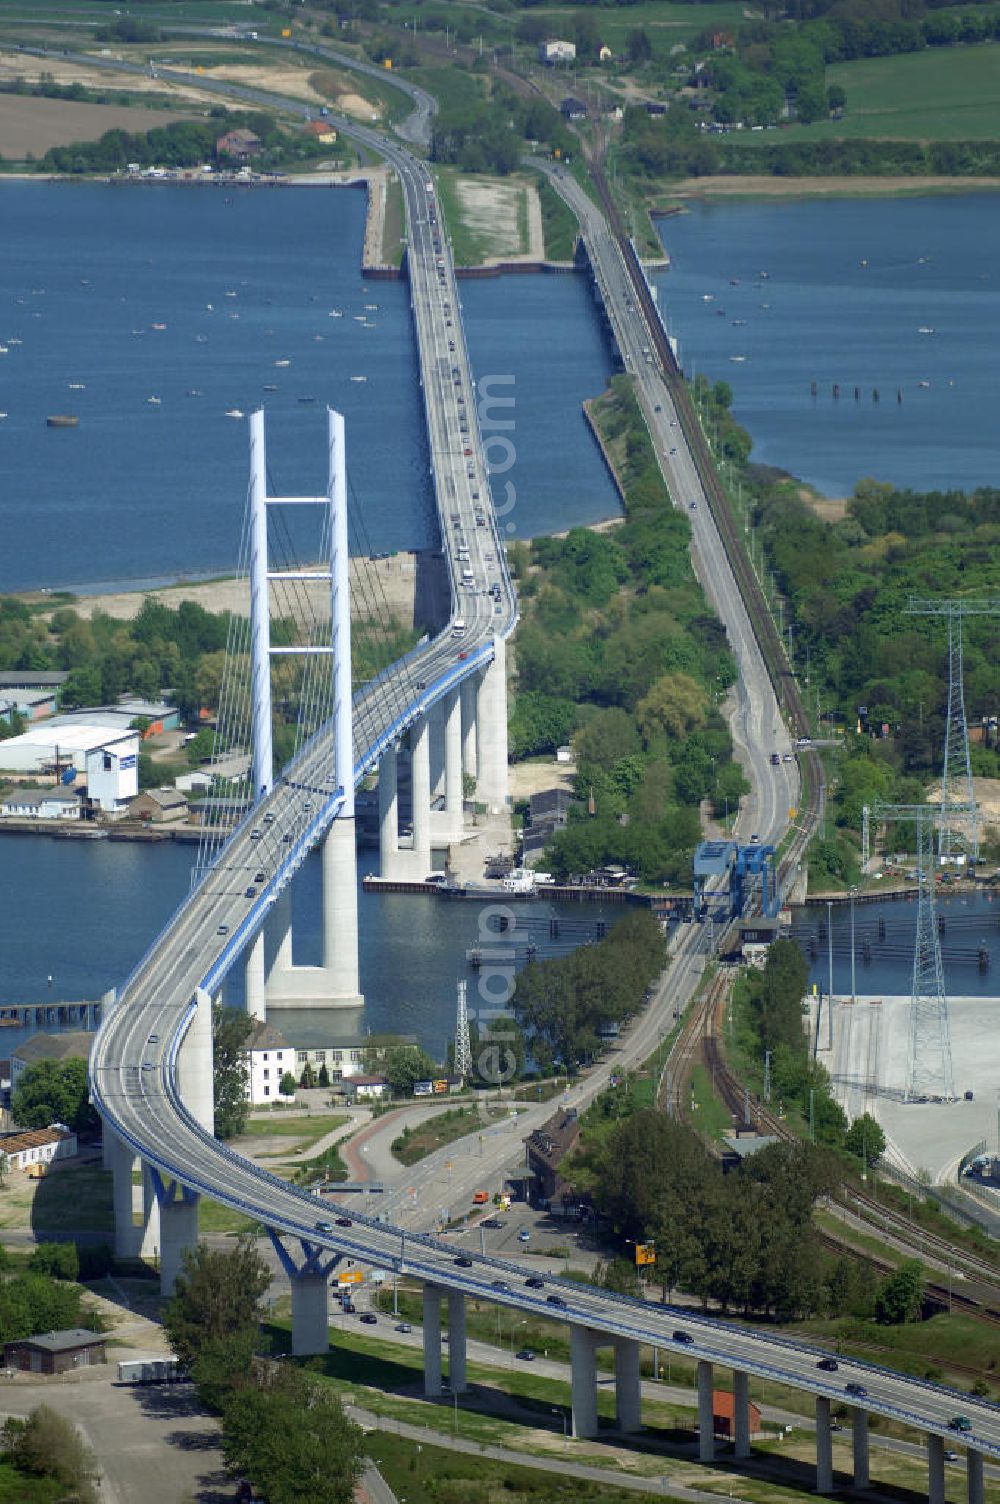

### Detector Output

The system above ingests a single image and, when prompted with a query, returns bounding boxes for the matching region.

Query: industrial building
[0,722,139,815]
[4,1329,106,1375]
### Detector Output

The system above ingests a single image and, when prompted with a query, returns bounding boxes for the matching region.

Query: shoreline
[663,173,1000,202]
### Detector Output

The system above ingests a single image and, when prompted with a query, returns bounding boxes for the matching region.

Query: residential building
[303,120,338,145]
[0,787,81,821]
[243,1021,294,1105]
[525,1108,580,1207]
[540,39,576,64]
[216,128,262,160]
[12,1031,94,1087]
[128,787,190,824]
[0,1126,78,1171]
[4,1329,106,1375]
[560,97,588,122]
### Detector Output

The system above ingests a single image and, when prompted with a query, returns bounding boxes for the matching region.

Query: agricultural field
[0,94,195,158]
[767,46,1000,144]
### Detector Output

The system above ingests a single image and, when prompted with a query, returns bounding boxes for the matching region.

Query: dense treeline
[38,108,339,175]
[511,909,664,1073]
[420,69,571,174]
[510,376,748,884]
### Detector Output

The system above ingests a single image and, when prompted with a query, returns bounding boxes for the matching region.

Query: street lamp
[552,1406,569,1444]
[509,1319,527,1364]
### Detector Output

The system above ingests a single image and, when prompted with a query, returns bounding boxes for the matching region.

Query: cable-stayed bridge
[83,88,1000,1498]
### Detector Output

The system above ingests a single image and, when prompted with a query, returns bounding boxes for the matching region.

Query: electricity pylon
[454,979,472,1081]
[907,596,1000,862]
[864,802,967,1102]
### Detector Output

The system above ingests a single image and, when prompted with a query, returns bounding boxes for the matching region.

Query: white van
[451,618,466,637]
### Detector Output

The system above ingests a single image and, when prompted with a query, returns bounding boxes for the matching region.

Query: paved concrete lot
[822,992,1000,1181]
[0,1370,231,1504]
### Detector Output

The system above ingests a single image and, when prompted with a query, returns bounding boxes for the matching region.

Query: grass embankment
[0,1165,113,1235]
[390,1106,481,1167]
[245,1113,349,1154]
[586,376,672,511]
[535,175,579,261]
[381,168,405,267]
[365,1434,650,1504]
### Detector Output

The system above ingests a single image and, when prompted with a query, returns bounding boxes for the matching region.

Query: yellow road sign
[635,1243,656,1267]
[338,1269,363,1286]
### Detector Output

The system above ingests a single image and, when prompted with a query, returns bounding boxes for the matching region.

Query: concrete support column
[422,1284,442,1399]
[928,1434,946,1504]
[733,1369,751,1460]
[139,1161,161,1260]
[460,678,478,784]
[697,1359,715,1463]
[379,743,398,873]
[109,1131,137,1259]
[245,931,266,1022]
[158,1194,199,1298]
[321,816,362,1004]
[268,888,294,987]
[570,1326,599,1440]
[430,700,446,800]
[178,989,215,1136]
[815,1397,833,1495]
[476,638,509,813]
[443,686,463,829]
[290,1272,329,1357]
[852,1407,870,1490]
[447,1290,467,1395]
[968,1449,985,1504]
[613,1338,642,1432]
[410,715,430,871]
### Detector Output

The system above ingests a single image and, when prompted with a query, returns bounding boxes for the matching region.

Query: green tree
[844,1112,887,1168]
[875,1258,924,1325]
[163,1236,270,1379]
[279,1072,297,1098]
[11,1058,97,1134]
[382,1045,438,1097]
[222,1363,364,1504]
[212,1005,252,1140]
[1,1405,100,1503]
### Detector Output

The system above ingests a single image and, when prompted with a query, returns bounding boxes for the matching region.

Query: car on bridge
[949,1415,973,1432]
[673,1330,693,1345]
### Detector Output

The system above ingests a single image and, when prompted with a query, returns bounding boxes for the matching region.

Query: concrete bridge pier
[245,932,267,1022]
[430,686,464,842]
[379,742,399,873]
[815,1396,834,1494]
[968,1448,984,1504]
[852,1406,870,1489]
[732,1368,751,1460]
[446,1290,467,1394]
[460,679,478,786]
[265,819,363,1010]
[697,1359,715,1461]
[410,713,431,873]
[570,1325,599,1438]
[928,1433,946,1504]
[267,1230,339,1357]
[476,636,508,814]
[613,1338,642,1432]
[155,1181,200,1297]
[422,1284,443,1398]
[108,1131,140,1260]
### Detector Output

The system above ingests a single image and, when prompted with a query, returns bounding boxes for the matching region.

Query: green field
[769,46,1000,143]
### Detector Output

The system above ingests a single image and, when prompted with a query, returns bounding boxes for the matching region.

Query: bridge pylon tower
[906,596,1000,863]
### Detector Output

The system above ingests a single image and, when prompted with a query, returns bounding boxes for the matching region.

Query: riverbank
[665,173,1000,201]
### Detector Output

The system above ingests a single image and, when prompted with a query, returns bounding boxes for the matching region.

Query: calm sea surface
[654,193,1000,497]
[0,182,620,593]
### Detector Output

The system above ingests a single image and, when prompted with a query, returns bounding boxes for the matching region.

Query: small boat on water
[225,408,245,419]
[0,345,7,355]
[47,415,78,428]
[263,383,277,392]
[68,382,85,390]
[918,380,931,389]
[349,375,367,383]
[0,412,8,420]
[918,326,935,335]
[729,355,747,364]
[297,395,316,404]
[146,396,161,405]
[329,309,343,318]
[701,294,714,302]
[195,334,209,343]
[186,389,202,398]
[275,359,291,367]
[353,314,367,322]
[364,303,379,311]
[151,323,167,331]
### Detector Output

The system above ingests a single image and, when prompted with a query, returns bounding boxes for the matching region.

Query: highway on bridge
[76,44,1000,1474]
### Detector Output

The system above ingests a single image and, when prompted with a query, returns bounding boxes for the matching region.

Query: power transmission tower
[454,979,472,1081]
[907,597,1000,862]
[864,802,964,1102]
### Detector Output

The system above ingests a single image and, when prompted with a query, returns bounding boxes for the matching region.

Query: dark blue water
[792,889,1000,998]
[0,183,619,593]
[654,194,1000,497]
[0,833,615,1059]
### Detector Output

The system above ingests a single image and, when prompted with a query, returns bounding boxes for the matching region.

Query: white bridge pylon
[245,406,362,1015]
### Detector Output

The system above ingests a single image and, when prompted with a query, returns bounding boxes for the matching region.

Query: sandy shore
[670,174,1000,199]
